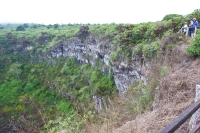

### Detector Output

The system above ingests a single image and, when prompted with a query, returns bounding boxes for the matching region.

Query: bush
[57,101,71,113]
[162,14,182,21]
[185,9,200,23]
[187,31,200,56]
[53,24,59,29]
[23,23,29,28]
[110,51,118,61]
[152,21,168,38]
[133,43,144,55]
[16,25,25,31]
[128,80,153,113]
[133,41,159,58]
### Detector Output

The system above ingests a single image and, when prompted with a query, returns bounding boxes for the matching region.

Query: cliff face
[49,35,148,95]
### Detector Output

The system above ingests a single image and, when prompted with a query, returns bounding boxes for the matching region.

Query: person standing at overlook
[180,23,184,33]
[191,18,199,37]
[183,22,188,35]
[193,18,199,27]
[189,19,194,26]
[188,19,194,37]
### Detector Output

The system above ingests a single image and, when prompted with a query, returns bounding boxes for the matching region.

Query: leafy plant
[128,80,153,113]
[162,14,182,21]
[160,66,168,76]
[187,30,200,56]
[16,25,25,31]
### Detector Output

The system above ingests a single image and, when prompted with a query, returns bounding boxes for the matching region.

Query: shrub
[185,9,200,23]
[16,25,25,31]
[53,24,59,29]
[187,31,200,56]
[162,14,182,21]
[110,51,118,62]
[160,66,168,76]
[133,41,159,58]
[133,43,143,56]
[161,33,185,51]
[152,21,168,38]
[23,23,29,28]
[128,80,153,113]
[57,101,71,113]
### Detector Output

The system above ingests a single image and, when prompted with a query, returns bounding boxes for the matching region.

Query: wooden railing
[159,99,200,133]
[160,85,200,133]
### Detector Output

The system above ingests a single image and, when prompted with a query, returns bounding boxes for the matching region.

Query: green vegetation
[187,30,200,56]
[0,9,200,132]
[128,80,153,113]
[160,66,168,76]
[0,53,116,132]
[162,14,183,21]
[186,9,200,56]
[16,25,25,31]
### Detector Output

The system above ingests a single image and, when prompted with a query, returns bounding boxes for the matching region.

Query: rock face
[93,96,108,113]
[49,35,148,96]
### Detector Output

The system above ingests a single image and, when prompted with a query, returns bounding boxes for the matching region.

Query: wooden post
[189,85,200,133]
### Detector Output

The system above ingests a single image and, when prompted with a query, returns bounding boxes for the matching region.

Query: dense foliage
[187,30,200,56]
[0,9,200,132]
[0,52,116,131]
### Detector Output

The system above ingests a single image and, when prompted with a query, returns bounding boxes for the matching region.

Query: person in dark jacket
[193,18,199,27]
[192,18,199,37]
[188,19,194,37]
[180,23,184,33]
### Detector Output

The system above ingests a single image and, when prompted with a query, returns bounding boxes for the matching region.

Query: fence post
[194,27,197,37]
[186,27,189,36]
[189,85,200,133]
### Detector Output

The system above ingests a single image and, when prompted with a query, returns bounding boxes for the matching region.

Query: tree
[47,24,52,29]
[53,24,59,29]
[31,24,38,29]
[77,26,89,42]
[186,9,200,22]
[16,25,25,31]
[162,14,183,21]
[23,23,29,28]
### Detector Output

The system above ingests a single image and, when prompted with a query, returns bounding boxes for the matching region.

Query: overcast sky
[0,0,200,25]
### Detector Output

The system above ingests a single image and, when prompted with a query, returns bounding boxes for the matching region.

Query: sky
[0,0,200,25]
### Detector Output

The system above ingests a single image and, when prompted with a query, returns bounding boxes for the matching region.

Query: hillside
[76,40,199,133]
[109,43,198,133]
[0,10,200,133]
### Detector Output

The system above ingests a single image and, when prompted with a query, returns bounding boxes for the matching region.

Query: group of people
[181,18,199,37]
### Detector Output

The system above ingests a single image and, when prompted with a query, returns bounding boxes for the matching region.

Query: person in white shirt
[183,22,188,35]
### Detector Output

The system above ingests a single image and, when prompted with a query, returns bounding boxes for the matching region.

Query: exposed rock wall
[50,35,148,95]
